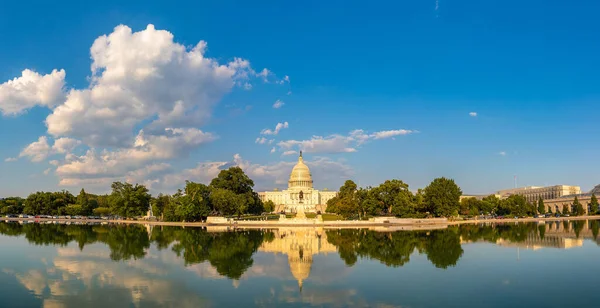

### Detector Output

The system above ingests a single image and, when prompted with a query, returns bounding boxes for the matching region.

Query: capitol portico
[258,152,338,213]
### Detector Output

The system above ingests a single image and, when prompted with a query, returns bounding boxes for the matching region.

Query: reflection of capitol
[259,228,337,290]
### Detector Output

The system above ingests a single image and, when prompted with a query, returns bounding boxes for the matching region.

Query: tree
[591,194,599,214]
[264,200,275,213]
[210,188,244,216]
[210,167,255,195]
[372,180,413,216]
[460,197,481,216]
[573,196,585,216]
[537,197,545,215]
[93,207,111,216]
[423,177,462,217]
[152,194,171,220]
[338,180,358,199]
[562,204,570,216]
[108,182,151,218]
[481,195,500,215]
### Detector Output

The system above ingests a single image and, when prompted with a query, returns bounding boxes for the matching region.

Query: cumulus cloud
[282,150,297,156]
[261,122,289,135]
[270,147,276,154]
[16,136,82,163]
[2,24,281,188]
[19,136,52,162]
[469,112,477,117]
[278,128,416,154]
[56,128,215,186]
[0,69,66,115]
[272,99,284,109]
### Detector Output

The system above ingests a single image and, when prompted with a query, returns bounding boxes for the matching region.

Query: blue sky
[1,0,599,197]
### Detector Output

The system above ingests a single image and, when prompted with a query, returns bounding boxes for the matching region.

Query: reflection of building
[543,184,600,214]
[497,185,581,203]
[258,152,337,213]
[259,228,337,290]
[496,234,583,250]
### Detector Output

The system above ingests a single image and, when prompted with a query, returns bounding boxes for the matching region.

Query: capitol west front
[258,152,338,213]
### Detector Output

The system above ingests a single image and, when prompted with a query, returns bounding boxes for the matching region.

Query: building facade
[542,184,600,214]
[497,185,581,203]
[258,152,338,213]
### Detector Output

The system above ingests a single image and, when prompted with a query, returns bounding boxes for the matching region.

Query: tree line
[325,177,599,219]
[0,167,268,222]
[325,177,463,219]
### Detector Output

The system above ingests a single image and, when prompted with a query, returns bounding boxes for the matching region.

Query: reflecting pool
[1,220,600,307]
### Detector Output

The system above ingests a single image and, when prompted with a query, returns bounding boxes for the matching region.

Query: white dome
[288,151,313,189]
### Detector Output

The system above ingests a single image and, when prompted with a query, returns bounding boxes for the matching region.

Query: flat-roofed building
[543,184,600,214]
[497,185,581,203]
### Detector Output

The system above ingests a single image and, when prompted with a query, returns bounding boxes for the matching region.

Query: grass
[321,213,343,221]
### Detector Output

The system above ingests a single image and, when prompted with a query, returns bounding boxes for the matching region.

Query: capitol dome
[288,151,313,189]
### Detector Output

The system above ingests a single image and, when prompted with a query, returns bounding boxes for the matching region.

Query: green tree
[460,197,481,216]
[210,167,255,195]
[590,194,599,214]
[537,197,545,215]
[573,196,585,216]
[210,188,244,216]
[423,177,462,217]
[151,194,170,220]
[65,204,84,216]
[562,204,570,216]
[93,207,111,216]
[108,182,151,218]
[481,195,500,215]
[338,180,358,199]
[372,179,413,216]
[263,200,275,213]
[591,220,599,240]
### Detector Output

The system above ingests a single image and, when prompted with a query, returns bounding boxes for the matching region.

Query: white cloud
[270,147,276,153]
[277,75,290,84]
[469,112,477,117]
[41,24,261,148]
[4,157,17,162]
[498,151,507,156]
[43,168,52,175]
[282,150,297,156]
[261,121,289,135]
[16,136,82,163]
[255,137,267,144]
[56,128,215,186]
[52,137,81,154]
[0,69,66,115]
[3,24,281,188]
[157,154,352,192]
[272,99,284,109]
[19,136,52,162]
[278,128,416,154]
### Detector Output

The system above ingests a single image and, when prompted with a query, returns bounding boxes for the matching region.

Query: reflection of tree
[573,220,585,238]
[422,228,463,269]
[171,229,265,279]
[103,224,150,261]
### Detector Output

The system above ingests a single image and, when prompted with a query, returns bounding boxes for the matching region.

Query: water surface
[1,220,600,307]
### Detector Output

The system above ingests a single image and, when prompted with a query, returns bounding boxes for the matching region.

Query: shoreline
[4,215,600,229]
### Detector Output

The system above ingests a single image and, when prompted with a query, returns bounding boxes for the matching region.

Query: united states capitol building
[258,152,338,213]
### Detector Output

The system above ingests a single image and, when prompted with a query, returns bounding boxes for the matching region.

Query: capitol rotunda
[258,151,338,213]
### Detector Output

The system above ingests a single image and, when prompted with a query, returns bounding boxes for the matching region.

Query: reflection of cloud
[43,299,66,308]
[15,269,47,296]
[9,244,208,308]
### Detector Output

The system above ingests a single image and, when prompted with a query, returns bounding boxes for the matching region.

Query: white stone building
[258,152,338,213]
[497,185,581,203]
